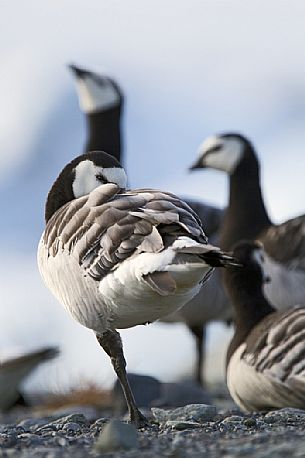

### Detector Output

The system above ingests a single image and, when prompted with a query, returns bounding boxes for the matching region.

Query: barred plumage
[225,241,305,412]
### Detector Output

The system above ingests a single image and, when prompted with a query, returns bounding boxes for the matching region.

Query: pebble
[222,415,244,423]
[0,433,17,447]
[17,417,50,431]
[151,403,217,424]
[36,413,88,433]
[264,408,305,423]
[62,422,82,433]
[94,419,138,453]
[165,420,202,430]
[2,389,305,457]
[243,418,257,427]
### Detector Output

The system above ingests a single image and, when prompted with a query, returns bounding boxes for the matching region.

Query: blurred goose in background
[0,347,59,411]
[69,64,232,386]
[190,133,305,310]
[37,149,238,425]
[69,64,123,162]
[224,240,305,412]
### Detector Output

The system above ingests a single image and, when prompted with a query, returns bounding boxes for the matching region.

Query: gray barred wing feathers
[262,215,305,269]
[43,184,208,281]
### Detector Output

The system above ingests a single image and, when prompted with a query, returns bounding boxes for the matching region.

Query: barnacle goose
[225,240,305,412]
[37,150,238,426]
[69,65,231,386]
[190,133,305,310]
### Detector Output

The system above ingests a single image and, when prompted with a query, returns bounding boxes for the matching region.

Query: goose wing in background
[261,214,305,269]
[0,347,59,411]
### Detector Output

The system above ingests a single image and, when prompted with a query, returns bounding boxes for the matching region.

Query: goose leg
[96,329,148,427]
[188,324,206,387]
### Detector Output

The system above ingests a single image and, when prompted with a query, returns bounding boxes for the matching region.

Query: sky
[1,0,305,392]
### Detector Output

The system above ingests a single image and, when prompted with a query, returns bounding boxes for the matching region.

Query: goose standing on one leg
[224,240,305,412]
[190,133,305,310]
[69,65,232,386]
[37,150,238,426]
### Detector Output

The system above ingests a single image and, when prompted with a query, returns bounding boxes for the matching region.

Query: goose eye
[96,174,105,182]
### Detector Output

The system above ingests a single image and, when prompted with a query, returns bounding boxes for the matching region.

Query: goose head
[69,64,122,114]
[45,151,127,222]
[190,133,256,175]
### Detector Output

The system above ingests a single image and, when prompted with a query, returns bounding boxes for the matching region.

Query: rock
[0,433,17,447]
[94,419,138,453]
[36,413,88,432]
[43,405,100,421]
[153,381,211,407]
[62,422,82,433]
[264,407,305,424]
[222,415,244,423]
[165,420,202,430]
[112,373,161,413]
[56,413,88,425]
[152,404,217,424]
[243,418,257,427]
[17,417,50,431]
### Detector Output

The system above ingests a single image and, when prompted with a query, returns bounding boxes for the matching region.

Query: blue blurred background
[1,0,305,393]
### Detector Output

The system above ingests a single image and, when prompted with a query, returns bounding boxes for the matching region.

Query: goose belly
[226,344,279,412]
[38,242,110,333]
[227,344,305,412]
[38,241,212,332]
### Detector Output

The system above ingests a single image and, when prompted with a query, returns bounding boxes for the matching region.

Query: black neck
[45,170,74,223]
[225,269,274,365]
[85,104,122,164]
[220,150,271,250]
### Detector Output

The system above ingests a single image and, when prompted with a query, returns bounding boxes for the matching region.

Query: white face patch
[197,136,243,174]
[72,160,127,198]
[75,76,120,114]
[252,248,271,284]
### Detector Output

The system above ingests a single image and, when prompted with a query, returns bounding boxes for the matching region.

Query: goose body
[38,150,237,425]
[225,241,305,411]
[191,133,305,311]
[69,65,232,385]
[38,184,219,332]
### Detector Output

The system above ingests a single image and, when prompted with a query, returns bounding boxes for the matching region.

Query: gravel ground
[2,391,305,457]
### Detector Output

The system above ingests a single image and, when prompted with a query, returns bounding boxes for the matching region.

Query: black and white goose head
[45,151,127,222]
[69,64,123,114]
[189,133,258,175]
[225,240,271,298]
